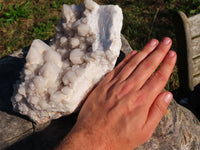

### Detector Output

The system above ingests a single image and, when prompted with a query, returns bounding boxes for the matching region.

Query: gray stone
[0,36,200,150]
[136,99,200,150]
[0,111,33,149]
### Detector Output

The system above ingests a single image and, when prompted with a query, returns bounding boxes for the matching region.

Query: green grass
[0,0,81,57]
[0,1,32,24]
[1,0,200,91]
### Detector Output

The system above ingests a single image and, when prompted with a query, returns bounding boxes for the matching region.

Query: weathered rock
[0,35,200,150]
[136,99,200,150]
[0,111,33,149]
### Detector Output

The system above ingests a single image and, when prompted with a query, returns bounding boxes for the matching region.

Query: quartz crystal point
[12,0,123,124]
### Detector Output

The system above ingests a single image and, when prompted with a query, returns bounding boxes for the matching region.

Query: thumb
[144,91,173,131]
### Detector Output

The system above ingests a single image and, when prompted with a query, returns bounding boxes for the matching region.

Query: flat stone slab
[0,111,33,149]
[1,36,200,150]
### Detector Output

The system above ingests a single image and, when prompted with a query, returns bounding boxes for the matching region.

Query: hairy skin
[56,37,177,150]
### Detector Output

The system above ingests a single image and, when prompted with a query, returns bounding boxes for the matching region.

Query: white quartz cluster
[12,0,123,124]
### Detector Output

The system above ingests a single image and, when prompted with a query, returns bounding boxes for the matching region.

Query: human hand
[56,37,177,150]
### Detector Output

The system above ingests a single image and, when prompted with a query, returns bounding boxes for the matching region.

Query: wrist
[56,126,110,150]
[55,127,85,150]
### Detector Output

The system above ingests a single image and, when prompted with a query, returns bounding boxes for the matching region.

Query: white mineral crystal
[12,0,123,124]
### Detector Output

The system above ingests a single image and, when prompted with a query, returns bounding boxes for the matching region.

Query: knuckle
[105,71,114,81]
[125,56,141,70]
[116,74,126,82]
[107,82,120,96]
[117,82,132,98]
[135,92,147,106]
[154,70,167,82]
[124,62,134,71]
[99,73,113,86]
[143,59,154,69]
[155,102,166,116]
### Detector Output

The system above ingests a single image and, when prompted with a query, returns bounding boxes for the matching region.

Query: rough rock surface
[0,111,33,149]
[1,35,200,150]
[11,0,123,124]
[136,99,200,150]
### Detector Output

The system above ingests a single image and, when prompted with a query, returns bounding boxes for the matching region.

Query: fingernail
[164,93,172,104]
[168,51,175,57]
[149,39,158,46]
[162,37,171,45]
